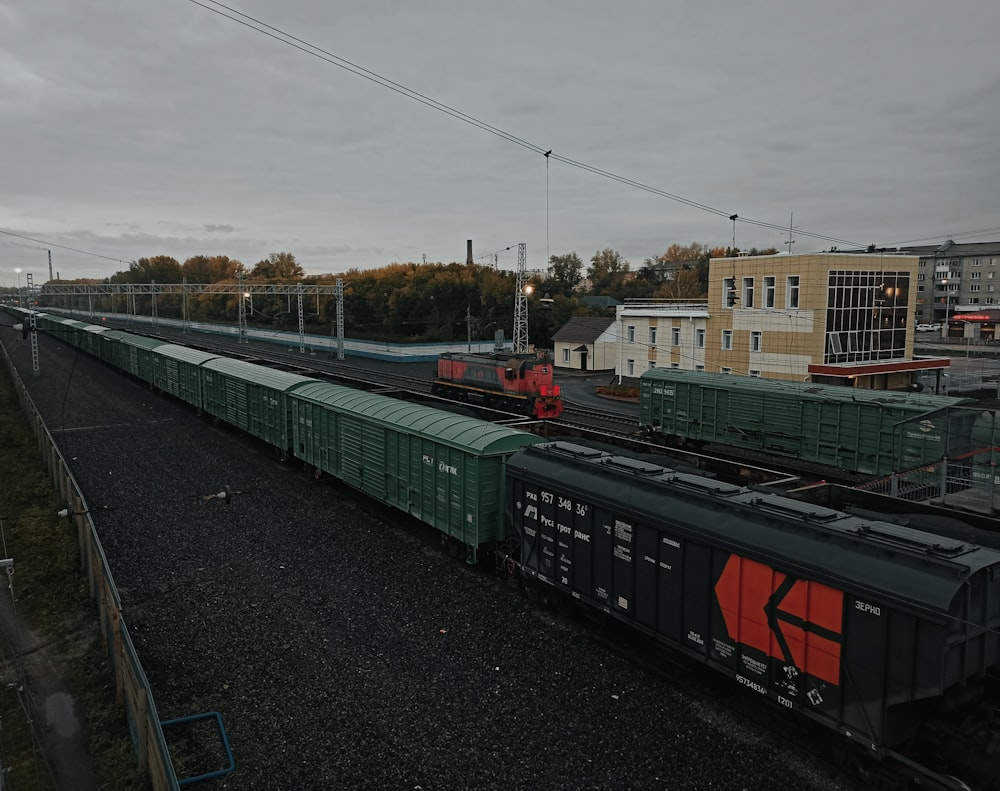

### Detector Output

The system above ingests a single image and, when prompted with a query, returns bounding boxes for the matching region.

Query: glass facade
[825,270,910,363]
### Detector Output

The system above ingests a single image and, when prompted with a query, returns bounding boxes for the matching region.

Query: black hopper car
[507,441,1000,785]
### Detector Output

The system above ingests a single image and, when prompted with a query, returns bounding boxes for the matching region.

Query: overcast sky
[2,0,999,287]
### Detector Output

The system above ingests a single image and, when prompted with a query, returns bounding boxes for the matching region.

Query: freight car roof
[290,380,541,456]
[641,368,969,411]
[116,333,168,351]
[156,344,222,365]
[201,357,317,391]
[510,442,1000,616]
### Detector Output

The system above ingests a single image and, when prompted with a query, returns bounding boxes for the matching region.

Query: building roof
[552,316,615,344]
[578,295,621,309]
[839,241,1000,258]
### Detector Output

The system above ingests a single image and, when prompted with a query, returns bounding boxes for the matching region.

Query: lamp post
[942,278,952,336]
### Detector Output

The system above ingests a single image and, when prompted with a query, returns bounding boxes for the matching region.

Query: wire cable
[188,1,868,250]
[0,229,134,266]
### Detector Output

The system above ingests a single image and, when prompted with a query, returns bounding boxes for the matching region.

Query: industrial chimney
[466,240,473,265]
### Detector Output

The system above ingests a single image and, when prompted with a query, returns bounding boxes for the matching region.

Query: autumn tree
[657,242,708,263]
[654,268,704,300]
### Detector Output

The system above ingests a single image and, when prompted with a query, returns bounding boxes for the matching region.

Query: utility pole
[26,273,39,376]
[237,272,248,343]
[513,242,529,354]
[465,304,473,352]
[784,212,798,254]
[334,278,345,360]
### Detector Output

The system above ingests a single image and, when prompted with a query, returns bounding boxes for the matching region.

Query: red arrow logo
[714,554,843,686]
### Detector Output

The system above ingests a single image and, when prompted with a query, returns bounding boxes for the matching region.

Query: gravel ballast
[4,332,856,790]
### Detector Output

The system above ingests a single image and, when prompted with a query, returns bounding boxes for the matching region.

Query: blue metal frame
[160,711,235,786]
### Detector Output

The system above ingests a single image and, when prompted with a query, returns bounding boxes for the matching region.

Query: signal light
[726,289,738,308]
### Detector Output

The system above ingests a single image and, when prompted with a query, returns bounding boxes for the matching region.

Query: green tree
[181,255,243,283]
[250,252,304,281]
[120,256,182,284]
[587,248,629,293]
[545,252,583,296]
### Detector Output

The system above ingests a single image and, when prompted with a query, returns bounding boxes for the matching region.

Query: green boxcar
[80,323,112,357]
[95,329,134,368]
[200,358,315,455]
[153,345,220,409]
[290,381,541,560]
[58,319,94,350]
[640,369,972,476]
[117,334,167,385]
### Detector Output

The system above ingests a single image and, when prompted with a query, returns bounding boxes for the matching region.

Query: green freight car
[152,344,221,408]
[290,381,541,561]
[199,358,315,457]
[639,369,977,476]
[116,333,168,385]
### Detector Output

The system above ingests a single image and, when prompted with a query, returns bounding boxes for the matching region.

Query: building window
[971,285,981,292]
[722,330,733,350]
[696,328,706,348]
[670,362,680,369]
[750,331,762,352]
[721,367,733,375]
[786,276,800,309]
[973,258,982,266]
[671,327,680,346]
[723,276,737,308]
[648,360,656,370]
[749,370,761,378]
[989,271,995,279]
[917,273,925,281]
[742,277,755,309]
[627,325,635,342]
[695,365,705,371]
[763,276,775,308]
[562,348,569,363]
[649,326,657,345]
[988,298,995,305]
[627,359,635,376]
[971,271,982,279]
[969,298,980,304]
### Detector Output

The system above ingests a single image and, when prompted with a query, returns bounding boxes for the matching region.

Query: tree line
[44,243,777,348]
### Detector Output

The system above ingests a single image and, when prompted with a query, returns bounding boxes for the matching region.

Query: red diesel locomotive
[432,352,563,419]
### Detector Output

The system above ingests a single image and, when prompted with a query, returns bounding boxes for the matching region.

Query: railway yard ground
[0,327,858,788]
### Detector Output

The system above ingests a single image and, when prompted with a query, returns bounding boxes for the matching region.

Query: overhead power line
[0,229,134,265]
[884,226,1000,247]
[188,0,867,249]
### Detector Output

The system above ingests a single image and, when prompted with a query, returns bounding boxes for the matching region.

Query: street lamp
[942,278,954,336]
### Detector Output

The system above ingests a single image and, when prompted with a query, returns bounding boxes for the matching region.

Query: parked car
[916,323,933,331]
